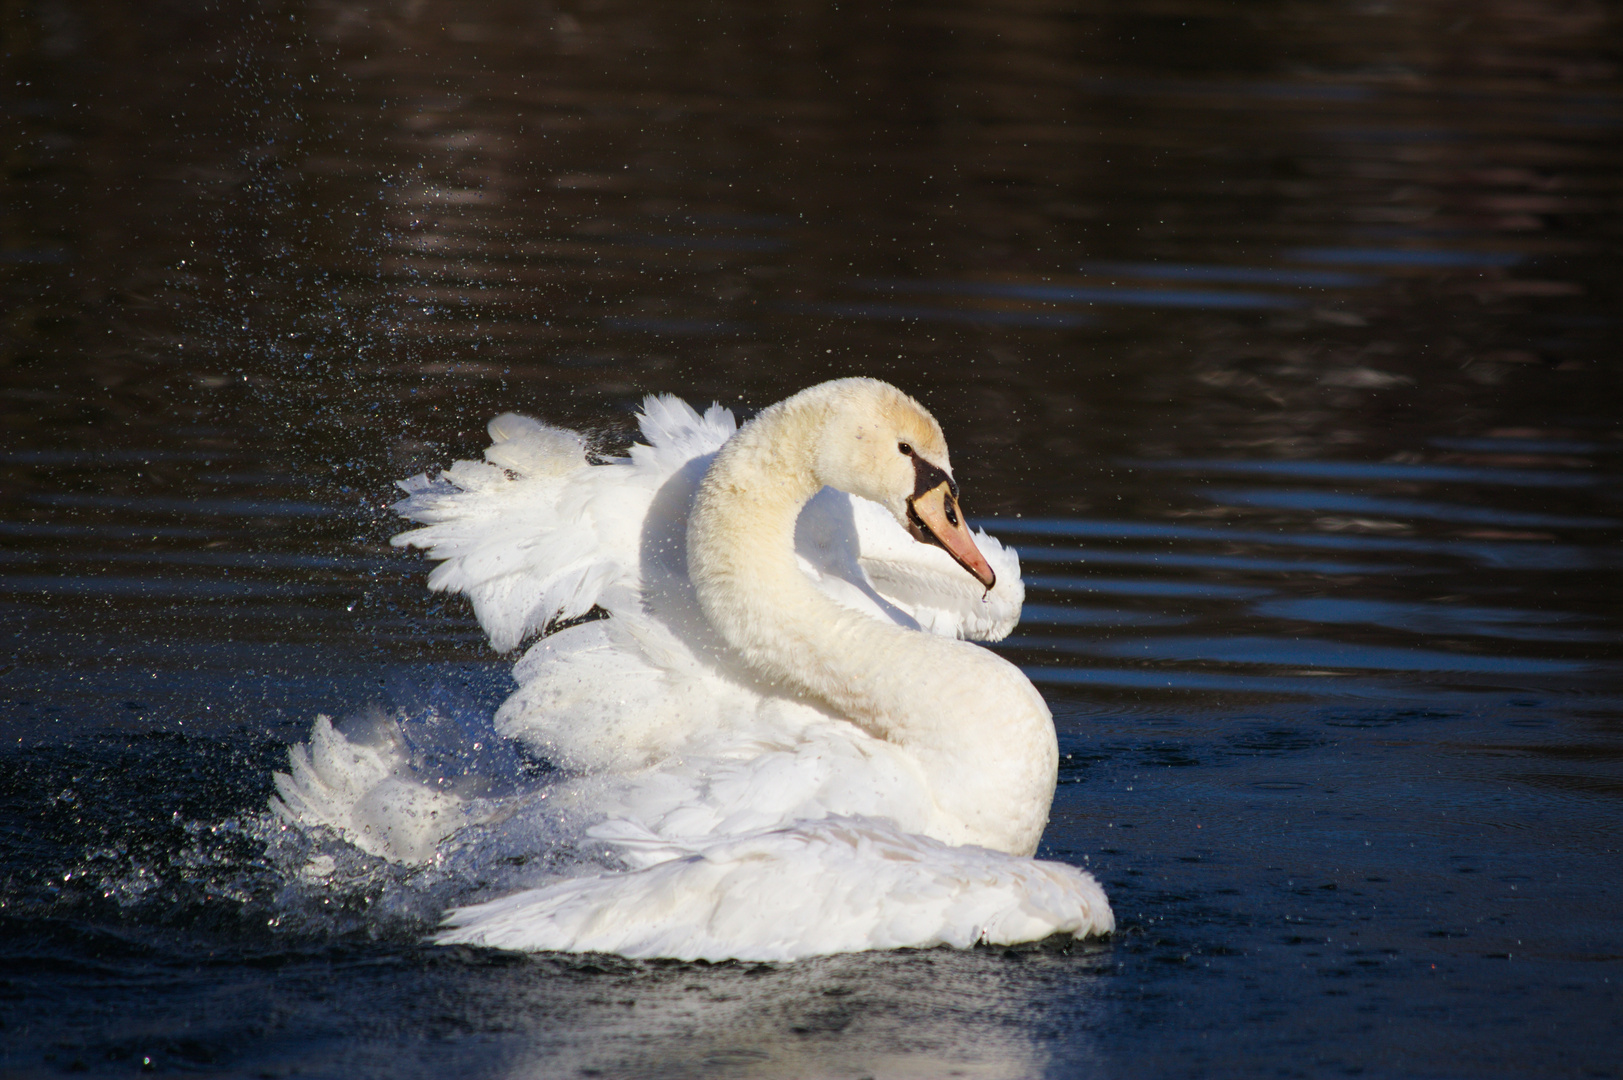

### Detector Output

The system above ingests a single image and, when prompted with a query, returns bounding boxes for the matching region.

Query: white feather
[273,387,1111,960]
[390,396,1020,654]
[436,817,1111,962]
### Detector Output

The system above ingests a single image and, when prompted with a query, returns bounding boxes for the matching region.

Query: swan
[272,377,1112,960]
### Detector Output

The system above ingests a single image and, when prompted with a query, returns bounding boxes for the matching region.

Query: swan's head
[811,378,997,589]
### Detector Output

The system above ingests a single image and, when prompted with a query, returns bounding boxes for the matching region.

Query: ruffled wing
[389,396,737,651]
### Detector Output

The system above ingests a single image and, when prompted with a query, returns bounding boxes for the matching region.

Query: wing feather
[796,489,1025,642]
[390,397,735,652]
[434,816,1113,961]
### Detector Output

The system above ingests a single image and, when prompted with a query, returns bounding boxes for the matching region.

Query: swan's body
[272,379,1112,960]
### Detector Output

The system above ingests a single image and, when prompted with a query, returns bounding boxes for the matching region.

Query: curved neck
[684,388,1057,854]
[687,392,885,721]
[685,392,993,733]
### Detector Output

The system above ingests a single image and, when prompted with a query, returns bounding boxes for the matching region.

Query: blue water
[2,0,1620,1076]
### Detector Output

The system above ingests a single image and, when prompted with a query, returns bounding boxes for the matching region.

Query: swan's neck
[686,392,1056,854]
[688,393,863,710]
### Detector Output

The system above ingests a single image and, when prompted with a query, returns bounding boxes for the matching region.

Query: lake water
[2,1,1620,1076]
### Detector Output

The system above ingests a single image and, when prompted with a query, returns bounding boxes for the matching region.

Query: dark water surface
[3,1,1621,1076]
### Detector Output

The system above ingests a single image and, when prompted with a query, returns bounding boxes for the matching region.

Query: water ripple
[991,517,1615,571]
[1018,547,1391,575]
[1020,603,1190,628]
[1253,598,1613,644]
[1201,487,1618,528]
[779,302,1093,328]
[858,278,1302,311]
[1025,575,1271,600]
[1078,635,1591,674]
[1288,247,1523,268]
[1126,458,1598,487]
[0,575,333,599]
[1076,261,1374,288]
[29,495,339,517]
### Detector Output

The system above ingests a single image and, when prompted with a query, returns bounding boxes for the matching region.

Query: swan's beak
[906,481,997,590]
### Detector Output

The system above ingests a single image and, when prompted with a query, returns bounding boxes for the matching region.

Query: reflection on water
[482,947,1098,1080]
[1,885,1097,1080]
[1,0,1620,1075]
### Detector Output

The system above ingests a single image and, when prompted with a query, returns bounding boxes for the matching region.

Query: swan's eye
[897,442,913,456]
[945,500,959,527]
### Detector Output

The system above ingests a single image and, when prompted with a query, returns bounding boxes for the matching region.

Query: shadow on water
[1,0,1621,1076]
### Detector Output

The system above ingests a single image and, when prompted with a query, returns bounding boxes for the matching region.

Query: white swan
[272,378,1112,960]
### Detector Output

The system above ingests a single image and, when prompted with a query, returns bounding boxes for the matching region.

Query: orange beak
[906,481,996,590]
